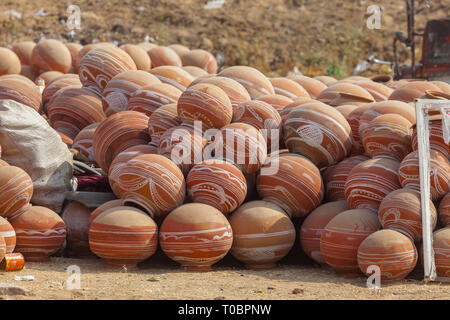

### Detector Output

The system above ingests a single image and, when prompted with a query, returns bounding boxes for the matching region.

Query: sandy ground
[1,253,449,300]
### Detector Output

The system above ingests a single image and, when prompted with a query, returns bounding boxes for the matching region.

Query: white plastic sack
[441,106,450,145]
[0,99,73,213]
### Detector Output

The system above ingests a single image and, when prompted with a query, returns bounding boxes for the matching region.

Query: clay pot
[379,189,437,242]
[181,49,217,74]
[219,66,275,99]
[61,201,93,257]
[72,123,100,162]
[346,104,373,154]
[433,228,450,277]
[357,229,418,281]
[137,42,158,52]
[439,193,450,227]
[128,83,182,117]
[320,209,381,276]
[88,199,123,227]
[12,41,35,65]
[41,74,81,109]
[148,46,182,68]
[178,83,232,130]
[149,66,194,91]
[20,65,38,81]
[256,94,294,114]
[0,47,21,75]
[31,39,72,73]
[120,44,151,71]
[299,200,349,265]
[335,105,359,119]
[117,154,186,219]
[411,116,449,159]
[398,150,450,201]
[102,70,161,115]
[314,75,337,85]
[0,74,42,112]
[344,157,401,212]
[389,81,442,102]
[182,66,208,78]
[187,159,247,214]
[57,131,74,147]
[317,82,375,106]
[108,144,158,197]
[147,103,181,147]
[370,74,393,85]
[279,98,323,123]
[197,76,251,109]
[0,216,16,253]
[229,200,295,269]
[47,87,106,139]
[269,77,310,99]
[257,153,323,218]
[168,44,190,57]
[357,81,394,102]
[10,205,66,262]
[0,235,5,262]
[284,102,353,168]
[74,43,115,73]
[0,166,33,220]
[361,113,412,161]
[89,206,158,268]
[160,203,233,271]
[217,122,267,174]
[93,110,150,173]
[78,46,137,95]
[287,75,327,98]
[323,155,370,201]
[35,71,64,85]
[431,81,450,94]
[65,43,83,72]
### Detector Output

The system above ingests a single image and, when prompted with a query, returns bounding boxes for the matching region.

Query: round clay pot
[0,47,21,76]
[379,188,437,242]
[439,193,450,227]
[20,65,38,81]
[197,76,251,109]
[0,166,33,220]
[0,74,42,112]
[317,82,375,106]
[88,199,123,227]
[357,229,418,281]
[300,200,349,265]
[72,123,100,162]
[78,46,137,95]
[31,39,72,73]
[117,154,186,219]
[41,74,82,110]
[181,49,217,74]
[120,44,151,71]
[147,103,181,147]
[279,98,323,123]
[187,159,247,214]
[35,71,64,85]
[269,77,310,100]
[65,42,83,72]
[287,75,327,98]
[74,43,115,73]
[219,66,274,99]
[89,206,158,268]
[398,150,450,201]
[57,131,74,147]
[148,46,182,68]
[335,105,359,119]
[182,66,209,78]
[93,110,150,173]
[61,201,93,257]
[411,117,449,159]
[320,209,381,276]
[0,235,5,263]
[168,44,190,57]
[314,75,337,85]
[229,200,295,269]
[12,41,36,65]
[256,94,294,114]
[149,66,194,91]
[10,205,66,262]
[257,153,324,218]
[137,42,158,52]
[102,70,161,115]
[389,81,442,102]
[128,83,182,117]
[323,155,370,201]
[160,203,233,271]
[344,157,401,212]
[356,81,394,102]
[433,228,450,277]
[0,216,16,253]
[346,104,373,154]
[284,102,352,168]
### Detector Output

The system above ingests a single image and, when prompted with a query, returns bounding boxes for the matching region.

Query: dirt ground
[1,253,449,300]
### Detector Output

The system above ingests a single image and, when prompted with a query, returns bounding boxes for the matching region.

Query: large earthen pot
[61,201,94,257]
[287,75,327,98]
[0,166,33,220]
[316,82,375,106]
[120,44,151,72]
[411,113,449,159]
[149,66,194,91]
[219,66,275,99]
[181,49,218,74]
[433,228,450,277]
[169,44,190,57]
[128,83,182,117]
[147,103,181,147]
[0,216,16,253]
[148,46,182,68]
[356,81,394,102]
[35,71,64,86]
[256,94,294,114]
[41,74,82,112]
[72,123,100,163]
[31,39,72,73]
[0,47,21,76]
[0,235,5,263]
[197,76,251,109]
[65,42,83,72]
[269,77,310,100]
[12,41,35,65]
[88,199,123,227]
[0,74,42,112]
[439,193,450,227]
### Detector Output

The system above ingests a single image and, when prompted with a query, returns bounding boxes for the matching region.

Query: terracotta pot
[430,81,450,94]
[93,110,150,173]
[379,188,437,242]
[147,103,181,147]
[181,49,217,74]
[370,74,393,85]
[35,71,64,86]
[74,43,115,73]
[256,94,294,114]
[0,47,21,76]
[149,66,194,91]
[31,39,72,73]
[57,131,74,148]
[78,46,137,95]
[120,44,151,72]
[88,199,123,227]
[12,41,35,65]
[219,66,275,99]
[389,81,442,102]
[361,113,412,161]
[20,65,38,81]
[197,76,251,109]
[356,81,394,102]
[269,78,310,100]
[108,144,158,197]
[284,102,352,168]
[102,70,160,116]
[61,201,94,257]
[160,203,233,271]
[346,104,373,154]
[257,153,323,218]
[320,209,381,276]
[299,200,348,265]
[399,150,450,201]
[279,98,323,124]
[128,83,182,117]
[314,75,337,85]
[287,75,327,98]
[433,228,450,277]
[357,229,417,281]
[0,235,5,263]
[0,166,33,220]
[182,66,208,78]
[137,42,158,52]
[323,155,370,201]
[187,159,247,214]
[411,117,449,159]
[344,157,401,212]
[10,205,66,262]
[65,43,83,72]
[148,46,182,68]
[89,206,158,268]
[48,87,106,139]
[72,123,100,162]
[0,216,16,253]
[317,82,375,106]
[439,193,450,227]
[41,74,81,111]
[335,104,359,119]
[168,44,190,57]
[0,74,42,112]
[117,154,185,219]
